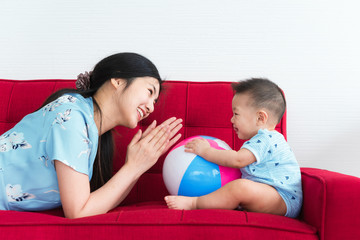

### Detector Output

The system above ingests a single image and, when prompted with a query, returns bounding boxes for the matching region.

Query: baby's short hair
[231,78,286,124]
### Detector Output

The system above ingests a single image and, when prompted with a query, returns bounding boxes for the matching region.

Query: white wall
[1,0,360,177]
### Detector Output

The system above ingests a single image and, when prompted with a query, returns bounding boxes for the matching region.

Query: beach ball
[163,135,241,197]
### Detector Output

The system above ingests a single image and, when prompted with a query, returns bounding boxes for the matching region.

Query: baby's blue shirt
[241,129,303,218]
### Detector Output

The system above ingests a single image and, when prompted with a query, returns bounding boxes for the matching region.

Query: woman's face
[114,76,160,128]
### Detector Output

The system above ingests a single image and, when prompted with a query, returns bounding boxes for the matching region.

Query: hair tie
[76,71,92,91]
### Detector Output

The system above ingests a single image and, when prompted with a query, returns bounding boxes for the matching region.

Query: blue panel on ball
[178,155,221,197]
[200,135,216,140]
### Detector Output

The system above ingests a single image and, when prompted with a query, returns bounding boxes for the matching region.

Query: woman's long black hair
[40,53,162,192]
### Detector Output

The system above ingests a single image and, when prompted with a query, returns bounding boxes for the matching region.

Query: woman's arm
[56,117,182,219]
[55,160,140,219]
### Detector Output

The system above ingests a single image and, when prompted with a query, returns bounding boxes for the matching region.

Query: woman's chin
[131,119,141,129]
[127,117,145,129]
[120,119,138,129]
[129,123,138,129]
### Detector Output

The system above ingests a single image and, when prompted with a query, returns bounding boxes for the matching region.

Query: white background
[1,0,359,177]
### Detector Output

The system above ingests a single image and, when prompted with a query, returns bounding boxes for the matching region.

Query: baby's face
[231,93,259,140]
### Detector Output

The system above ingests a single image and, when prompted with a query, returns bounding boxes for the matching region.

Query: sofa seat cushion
[0,202,316,240]
[113,202,317,239]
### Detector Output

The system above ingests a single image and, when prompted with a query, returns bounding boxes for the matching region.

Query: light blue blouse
[0,93,98,211]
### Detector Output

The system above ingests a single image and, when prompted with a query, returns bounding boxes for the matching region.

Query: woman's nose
[146,101,154,113]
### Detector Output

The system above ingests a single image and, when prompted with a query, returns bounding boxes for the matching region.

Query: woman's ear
[110,78,122,89]
[256,110,268,125]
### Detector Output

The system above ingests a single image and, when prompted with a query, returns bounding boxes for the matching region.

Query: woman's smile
[137,107,146,121]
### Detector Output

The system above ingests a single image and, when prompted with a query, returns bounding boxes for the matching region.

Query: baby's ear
[256,110,269,125]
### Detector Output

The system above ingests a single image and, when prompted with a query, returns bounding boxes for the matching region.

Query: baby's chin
[233,129,242,138]
[236,132,249,140]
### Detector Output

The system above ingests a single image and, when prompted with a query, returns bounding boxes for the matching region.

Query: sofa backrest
[0,79,287,205]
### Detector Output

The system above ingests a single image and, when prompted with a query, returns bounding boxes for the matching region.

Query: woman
[0,53,183,218]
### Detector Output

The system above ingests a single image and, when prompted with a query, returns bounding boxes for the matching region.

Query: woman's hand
[56,117,182,218]
[126,117,182,176]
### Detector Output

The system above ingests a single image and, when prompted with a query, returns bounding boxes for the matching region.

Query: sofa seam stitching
[6,82,16,123]
[184,82,189,138]
[116,210,123,222]
[301,171,326,240]
[51,81,57,95]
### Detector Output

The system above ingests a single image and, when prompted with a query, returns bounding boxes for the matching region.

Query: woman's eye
[148,89,153,95]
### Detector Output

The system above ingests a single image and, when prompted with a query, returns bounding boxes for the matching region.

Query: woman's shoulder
[42,93,93,117]
[40,93,96,133]
[54,93,89,107]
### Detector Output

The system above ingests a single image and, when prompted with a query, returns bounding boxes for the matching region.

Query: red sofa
[1,79,359,240]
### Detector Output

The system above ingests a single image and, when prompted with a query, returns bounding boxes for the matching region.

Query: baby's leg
[164,184,238,210]
[165,179,286,216]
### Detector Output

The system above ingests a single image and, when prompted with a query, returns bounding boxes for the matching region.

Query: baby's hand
[184,138,210,156]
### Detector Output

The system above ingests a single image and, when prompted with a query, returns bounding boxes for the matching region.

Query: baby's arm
[185,138,256,168]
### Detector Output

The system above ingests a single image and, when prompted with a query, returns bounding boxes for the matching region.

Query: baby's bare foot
[164,195,198,210]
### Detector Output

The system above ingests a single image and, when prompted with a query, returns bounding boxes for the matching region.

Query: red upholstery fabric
[301,168,360,240]
[0,79,359,240]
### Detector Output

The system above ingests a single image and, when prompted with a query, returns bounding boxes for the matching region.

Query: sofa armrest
[301,167,360,240]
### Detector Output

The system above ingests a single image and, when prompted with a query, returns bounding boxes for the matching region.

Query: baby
[165,78,302,218]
